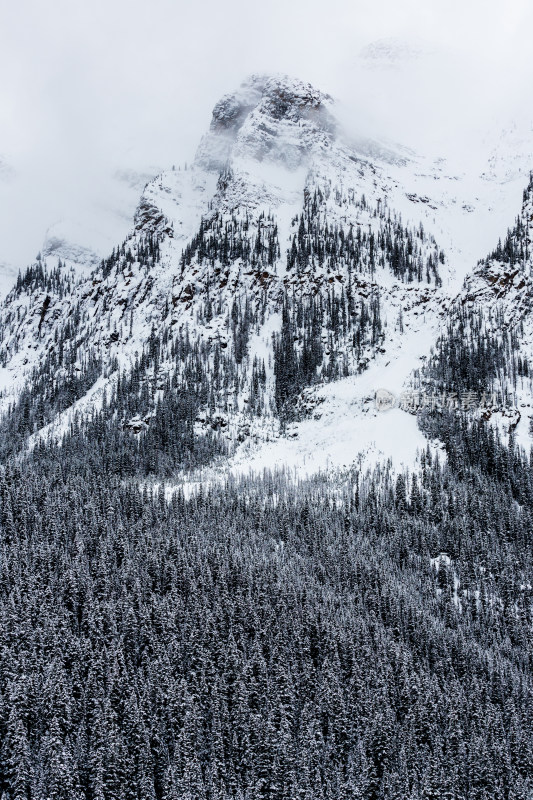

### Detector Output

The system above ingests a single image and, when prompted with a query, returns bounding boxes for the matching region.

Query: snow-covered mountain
[0,74,532,480]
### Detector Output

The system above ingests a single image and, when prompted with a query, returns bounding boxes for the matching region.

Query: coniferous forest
[0,83,533,800]
[0,285,532,799]
[0,407,532,799]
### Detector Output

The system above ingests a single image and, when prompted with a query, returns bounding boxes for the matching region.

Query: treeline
[286,188,443,285]
[13,258,75,299]
[487,173,533,267]
[181,211,280,272]
[416,304,528,400]
[101,234,162,279]
[273,289,383,419]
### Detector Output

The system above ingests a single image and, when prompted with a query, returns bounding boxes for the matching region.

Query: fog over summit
[0,0,532,293]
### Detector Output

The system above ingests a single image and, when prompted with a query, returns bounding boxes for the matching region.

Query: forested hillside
[0,399,532,799]
[0,78,532,800]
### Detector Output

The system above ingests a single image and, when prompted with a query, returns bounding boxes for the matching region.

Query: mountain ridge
[0,74,532,479]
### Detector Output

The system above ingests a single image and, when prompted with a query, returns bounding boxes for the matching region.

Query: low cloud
[0,0,532,280]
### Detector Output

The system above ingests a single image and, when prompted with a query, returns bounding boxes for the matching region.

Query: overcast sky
[0,0,532,276]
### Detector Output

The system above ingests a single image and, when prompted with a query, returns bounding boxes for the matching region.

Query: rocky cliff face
[196,75,336,171]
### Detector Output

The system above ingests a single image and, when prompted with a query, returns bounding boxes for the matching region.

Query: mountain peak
[210,74,333,129]
[196,74,336,171]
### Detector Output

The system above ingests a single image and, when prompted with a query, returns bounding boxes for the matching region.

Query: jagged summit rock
[196,74,336,171]
[209,74,334,132]
[209,75,266,133]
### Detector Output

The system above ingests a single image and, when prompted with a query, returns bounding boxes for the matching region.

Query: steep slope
[414,172,533,452]
[0,75,530,477]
